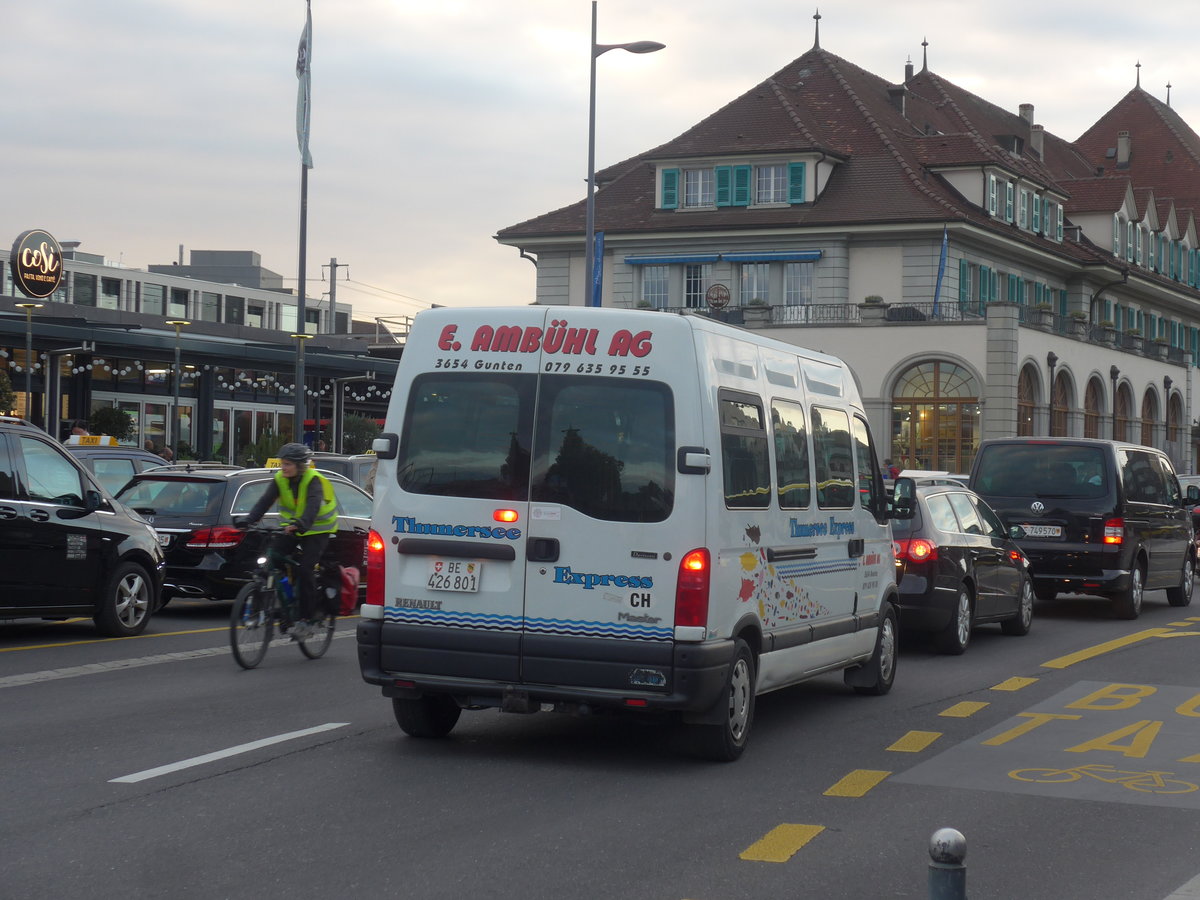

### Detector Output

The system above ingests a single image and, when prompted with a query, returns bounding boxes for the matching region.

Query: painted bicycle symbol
[1009,763,1199,795]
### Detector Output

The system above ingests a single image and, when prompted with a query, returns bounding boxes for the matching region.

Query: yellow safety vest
[274,468,338,536]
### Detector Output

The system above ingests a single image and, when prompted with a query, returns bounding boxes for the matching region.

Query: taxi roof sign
[66,435,119,447]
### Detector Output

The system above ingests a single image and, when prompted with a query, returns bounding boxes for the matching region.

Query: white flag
[296,0,313,168]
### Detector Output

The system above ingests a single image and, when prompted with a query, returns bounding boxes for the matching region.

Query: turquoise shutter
[714,166,732,207]
[978,265,989,313]
[958,259,969,307]
[732,165,751,206]
[1058,289,1067,317]
[990,270,999,304]
[1033,197,1042,233]
[661,168,679,209]
[1007,273,1017,302]
[787,162,807,204]
[1104,299,1112,322]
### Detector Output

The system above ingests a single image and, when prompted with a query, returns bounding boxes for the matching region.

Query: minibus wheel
[849,603,897,696]
[393,694,462,738]
[693,638,756,762]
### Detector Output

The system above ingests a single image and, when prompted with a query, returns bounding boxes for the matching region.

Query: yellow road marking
[1169,622,1194,627]
[992,676,1038,691]
[824,769,890,797]
[940,701,988,717]
[1159,632,1200,638]
[1041,628,1175,669]
[0,616,361,653]
[887,730,941,753]
[1188,617,1200,622]
[739,824,825,862]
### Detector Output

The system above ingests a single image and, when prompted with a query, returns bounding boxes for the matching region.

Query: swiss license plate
[427,559,481,592]
[1022,524,1062,538]
[157,533,172,548]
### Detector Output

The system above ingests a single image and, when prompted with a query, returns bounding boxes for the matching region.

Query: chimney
[887,84,907,116]
[1019,103,1035,125]
[1117,130,1132,166]
[1030,124,1045,160]
[178,243,185,265]
[904,58,914,81]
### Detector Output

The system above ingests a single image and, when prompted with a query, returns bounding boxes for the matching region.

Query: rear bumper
[1019,544,1130,595]
[356,619,732,715]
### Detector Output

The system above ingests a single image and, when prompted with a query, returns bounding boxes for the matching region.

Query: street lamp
[15,302,42,422]
[166,320,190,459]
[291,333,315,444]
[584,1,663,307]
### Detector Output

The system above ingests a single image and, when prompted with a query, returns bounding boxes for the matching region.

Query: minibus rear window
[397,374,534,500]
[531,377,674,522]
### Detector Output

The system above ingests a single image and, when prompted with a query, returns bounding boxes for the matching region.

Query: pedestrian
[885,458,901,480]
[160,446,174,462]
[70,420,90,436]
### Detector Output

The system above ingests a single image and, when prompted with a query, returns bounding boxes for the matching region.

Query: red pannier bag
[340,565,361,616]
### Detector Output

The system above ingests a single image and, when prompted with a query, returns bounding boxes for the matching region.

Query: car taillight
[675,548,710,627]
[365,528,386,606]
[185,526,244,550]
[1103,518,1124,545]
[895,538,938,562]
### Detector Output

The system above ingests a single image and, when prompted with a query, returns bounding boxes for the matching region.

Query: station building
[497,23,1200,474]
[0,244,401,460]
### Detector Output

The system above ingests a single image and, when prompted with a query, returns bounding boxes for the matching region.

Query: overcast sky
[6,1,1199,324]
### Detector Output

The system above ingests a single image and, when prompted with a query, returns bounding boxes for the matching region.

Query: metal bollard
[928,827,967,899]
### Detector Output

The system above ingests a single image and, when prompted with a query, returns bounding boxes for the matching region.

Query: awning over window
[623,254,721,265]
[722,250,823,263]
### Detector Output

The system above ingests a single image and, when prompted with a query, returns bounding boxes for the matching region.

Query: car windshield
[116,477,225,515]
[973,444,1109,499]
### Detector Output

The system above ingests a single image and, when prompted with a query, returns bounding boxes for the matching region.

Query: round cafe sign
[705,283,731,309]
[10,229,64,299]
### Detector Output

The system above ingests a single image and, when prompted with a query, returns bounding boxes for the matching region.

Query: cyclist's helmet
[278,442,313,464]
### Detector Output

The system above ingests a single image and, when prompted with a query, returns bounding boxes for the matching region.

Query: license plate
[427,559,481,592]
[158,533,172,548]
[1022,524,1062,538]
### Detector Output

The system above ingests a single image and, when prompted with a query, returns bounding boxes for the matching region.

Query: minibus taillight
[675,548,710,628]
[365,529,386,606]
[1103,518,1124,545]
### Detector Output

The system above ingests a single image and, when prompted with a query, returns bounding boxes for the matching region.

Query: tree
[342,414,381,454]
[89,407,135,440]
[0,370,15,416]
[243,431,284,468]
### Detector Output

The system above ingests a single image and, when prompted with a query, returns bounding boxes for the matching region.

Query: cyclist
[238,442,338,639]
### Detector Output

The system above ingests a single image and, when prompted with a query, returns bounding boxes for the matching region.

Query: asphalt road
[5,590,1200,900]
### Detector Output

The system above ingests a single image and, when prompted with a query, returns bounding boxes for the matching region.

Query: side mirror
[85,489,104,511]
[1009,524,1027,540]
[1187,485,1200,503]
[372,433,399,460]
[889,476,916,520]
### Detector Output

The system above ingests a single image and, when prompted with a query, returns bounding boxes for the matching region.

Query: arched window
[1141,389,1159,447]
[890,361,981,473]
[1050,372,1072,437]
[1115,384,1133,442]
[1169,393,1183,447]
[1017,365,1037,436]
[1084,378,1104,439]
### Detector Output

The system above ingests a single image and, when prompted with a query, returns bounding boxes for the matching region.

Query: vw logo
[1030,501,1045,514]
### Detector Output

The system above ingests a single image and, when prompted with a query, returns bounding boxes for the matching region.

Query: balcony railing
[661,301,982,325]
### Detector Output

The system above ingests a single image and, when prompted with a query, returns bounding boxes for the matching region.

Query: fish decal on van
[736,541,829,626]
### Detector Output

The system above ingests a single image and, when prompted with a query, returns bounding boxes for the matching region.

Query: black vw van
[969,438,1196,619]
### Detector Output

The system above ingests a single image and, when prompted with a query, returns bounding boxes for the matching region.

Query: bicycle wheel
[1009,768,1079,784]
[230,584,273,669]
[298,613,335,659]
[1127,777,1199,795]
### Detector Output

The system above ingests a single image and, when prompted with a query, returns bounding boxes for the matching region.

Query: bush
[343,414,381,454]
[0,370,15,415]
[89,407,135,440]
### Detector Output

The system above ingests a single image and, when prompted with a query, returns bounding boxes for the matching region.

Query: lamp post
[584,1,663,307]
[291,333,315,444]
[166,320,190,459]
[15,303,42,422]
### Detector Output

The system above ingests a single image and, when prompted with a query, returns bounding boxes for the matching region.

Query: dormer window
[756,165,787,204]
[683,168,714,208]
[1113,215,1122,256]
[988,175,998,216]
[659,161,810,210]
[1136,226,1144,265]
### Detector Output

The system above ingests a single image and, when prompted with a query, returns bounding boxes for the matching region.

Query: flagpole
[295,163,308,443]
[293,0,313,443]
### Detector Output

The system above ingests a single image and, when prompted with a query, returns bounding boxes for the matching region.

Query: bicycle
[229,523,338,669]
[1009,763,1199,795]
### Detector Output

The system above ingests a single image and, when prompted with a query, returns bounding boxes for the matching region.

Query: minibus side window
[397,373,533,500]
[772,400,810,509]
[530,377,674,522]
[720,391,771,509]
[811,406,854,509]
[851,414,885,520]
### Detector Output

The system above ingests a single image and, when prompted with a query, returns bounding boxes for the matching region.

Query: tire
[1001,575,1034,636]
[230,584,272,669]
[298,613,336,659]
[1166,555,1195,607]
[93,562,154,637]
[936,585,974,654]
[849,603,898,696]
[692,638,756,762]
[1112,560,1145,620]
[392,695,462,738]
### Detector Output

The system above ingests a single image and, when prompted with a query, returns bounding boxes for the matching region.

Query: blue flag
[932,225,948,317]
[296,0,313,168]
